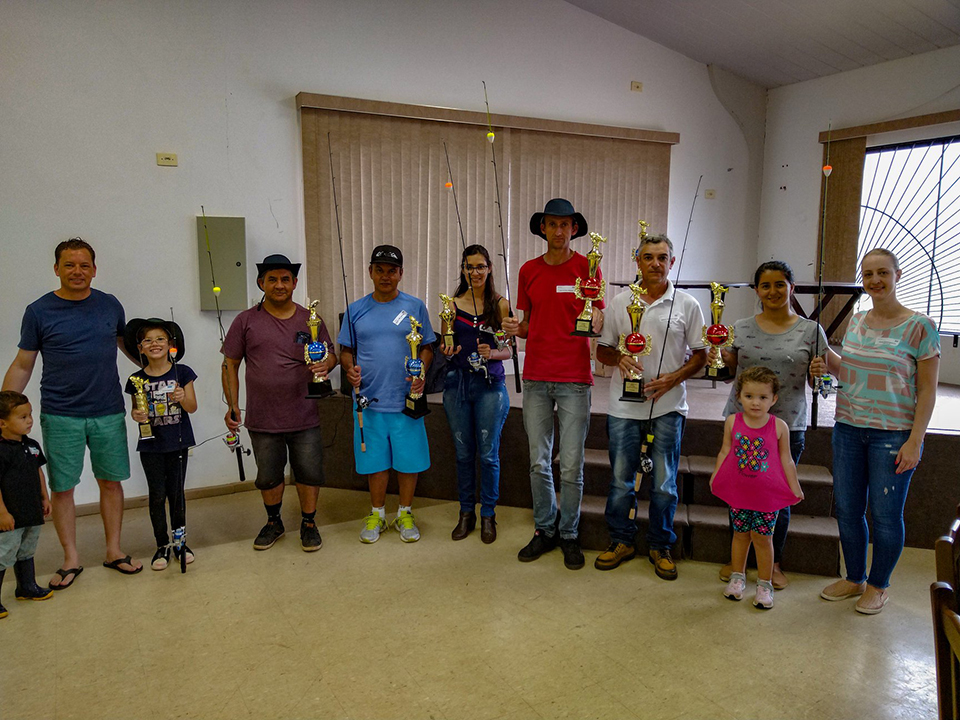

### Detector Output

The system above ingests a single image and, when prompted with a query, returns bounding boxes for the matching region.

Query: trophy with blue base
[403,315,430,419]
[304,300,334,399]
[617,283,652,403]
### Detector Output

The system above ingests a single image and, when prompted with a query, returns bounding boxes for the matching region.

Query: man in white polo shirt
[594,233,706,580]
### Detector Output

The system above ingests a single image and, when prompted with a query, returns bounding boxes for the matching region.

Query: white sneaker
[360,513,387,543]
[754,581,775,610]
[393,509,421,543]
[723,572,746,601]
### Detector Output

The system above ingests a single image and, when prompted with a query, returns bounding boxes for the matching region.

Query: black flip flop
[49,566,83,591]
[102,556,142,575]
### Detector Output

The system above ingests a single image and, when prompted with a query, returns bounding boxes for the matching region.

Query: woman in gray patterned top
[709,260,827,589]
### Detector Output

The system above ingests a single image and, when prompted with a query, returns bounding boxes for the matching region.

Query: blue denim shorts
[354,410,430,475]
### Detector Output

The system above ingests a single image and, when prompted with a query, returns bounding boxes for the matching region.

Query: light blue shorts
[0,526,42,570]
[354,410,430,475]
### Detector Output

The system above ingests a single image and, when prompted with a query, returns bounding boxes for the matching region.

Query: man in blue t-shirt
[338,245,436,544]
[2,238,142,588]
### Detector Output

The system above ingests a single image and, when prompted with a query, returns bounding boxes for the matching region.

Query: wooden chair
[935,505,960,587]
[933,505,960,719]
[932,583,960,720]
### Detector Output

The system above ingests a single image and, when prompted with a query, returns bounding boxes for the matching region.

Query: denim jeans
[442,369,510,517]
[523,380,591,540]
[605,412,685,550]
[772,430,806,564]
[832,421,916,589]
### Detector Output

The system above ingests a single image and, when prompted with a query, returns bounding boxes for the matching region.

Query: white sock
[372,506,385,519]
[398,505,412,516]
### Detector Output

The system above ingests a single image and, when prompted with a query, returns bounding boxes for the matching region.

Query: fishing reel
[814,374,841,399]
[356,394,378,412]
[223,430,250,455]
[172,526,187,573]
[467,351,489,381]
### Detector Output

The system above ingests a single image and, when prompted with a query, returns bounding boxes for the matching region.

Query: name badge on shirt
[393,310,409,326]
[556,285,576,294]
[876,336,899,347]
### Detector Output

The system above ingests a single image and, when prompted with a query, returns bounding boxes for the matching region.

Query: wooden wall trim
[296,92,680,145]
[818,109,960,143]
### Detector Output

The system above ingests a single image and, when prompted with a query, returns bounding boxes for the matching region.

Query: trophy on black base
[438,294,456,352]
[617,283,653,402]
[702,281,735,381]
[403,315,430,419]
[571,232,607,337]
[304,300,335,399]
[129,376,154,440]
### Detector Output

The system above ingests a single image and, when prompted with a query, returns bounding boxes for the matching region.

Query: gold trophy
[702,281,735,380]
[129,376,154,440]
[304,299,334,399]
[571,231,607,337]
[617,283,653,402]
[438,294,456,351]
[403,315,430,419]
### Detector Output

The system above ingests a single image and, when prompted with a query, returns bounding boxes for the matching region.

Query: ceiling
[566,0,960,88]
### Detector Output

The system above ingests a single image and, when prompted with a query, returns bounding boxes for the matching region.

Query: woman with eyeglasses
[440,245,513,544]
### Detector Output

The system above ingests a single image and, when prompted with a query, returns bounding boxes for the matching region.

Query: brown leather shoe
[649,548,678,581]
[480,515,497,544]
[594,542,636,570]
[451,511,476,541]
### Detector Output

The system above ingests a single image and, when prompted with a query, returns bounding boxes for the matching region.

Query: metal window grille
[858,135,960,332]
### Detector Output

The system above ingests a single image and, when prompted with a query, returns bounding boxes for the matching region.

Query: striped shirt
[836,312,940,431]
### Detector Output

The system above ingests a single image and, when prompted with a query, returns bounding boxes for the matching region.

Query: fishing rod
[168,306,187,573]
[482,81,522,393]
[327,132,375,452]
[442,141,490,380]
[628,176,702,521]
[202,206,250,482]
[813,124,839,401]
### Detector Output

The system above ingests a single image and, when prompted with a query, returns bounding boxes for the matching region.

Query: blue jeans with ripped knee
[442,369,510,517]
[832,421,917,589]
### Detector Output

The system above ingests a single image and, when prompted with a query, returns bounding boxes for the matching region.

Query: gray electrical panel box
[196,216,247,311]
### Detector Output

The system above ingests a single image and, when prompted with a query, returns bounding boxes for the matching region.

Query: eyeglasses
[140,338,169,347]
[463,264,489,274]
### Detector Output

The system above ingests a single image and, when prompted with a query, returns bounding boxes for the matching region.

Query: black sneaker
[518,530,557,562]
[300,521,323,552]
[253,520,285,550]
[151,546,171,571]
[0,603,7,618]
[172,544,195,565]
[559,537,585,570]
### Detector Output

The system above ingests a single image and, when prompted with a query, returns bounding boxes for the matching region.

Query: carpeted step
[686,504,840,577]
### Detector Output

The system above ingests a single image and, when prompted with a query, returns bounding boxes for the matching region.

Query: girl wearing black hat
[123,319,197,571]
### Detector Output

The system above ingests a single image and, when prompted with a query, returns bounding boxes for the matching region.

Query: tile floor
[1,486,939,720]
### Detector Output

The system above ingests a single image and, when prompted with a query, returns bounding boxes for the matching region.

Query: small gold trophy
[129,376,154,440]
[403,315,430,419]
[438,294,456,351]
[617,283,653,403]
[304,299,334,399]
[571,231,607,337]
[702,281,735,380]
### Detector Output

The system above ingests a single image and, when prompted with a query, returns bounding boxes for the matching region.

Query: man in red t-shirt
[502,198,604,570]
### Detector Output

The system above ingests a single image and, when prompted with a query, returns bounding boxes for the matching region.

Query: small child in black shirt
[0,391,53,618]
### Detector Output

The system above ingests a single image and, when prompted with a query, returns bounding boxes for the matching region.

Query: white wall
[0,0,752,503]
[759,45,960,383]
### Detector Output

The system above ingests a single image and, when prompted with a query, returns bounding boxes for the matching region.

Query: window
[857,136,960,331]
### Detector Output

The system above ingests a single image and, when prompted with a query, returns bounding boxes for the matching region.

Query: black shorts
[248,426,325,490]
